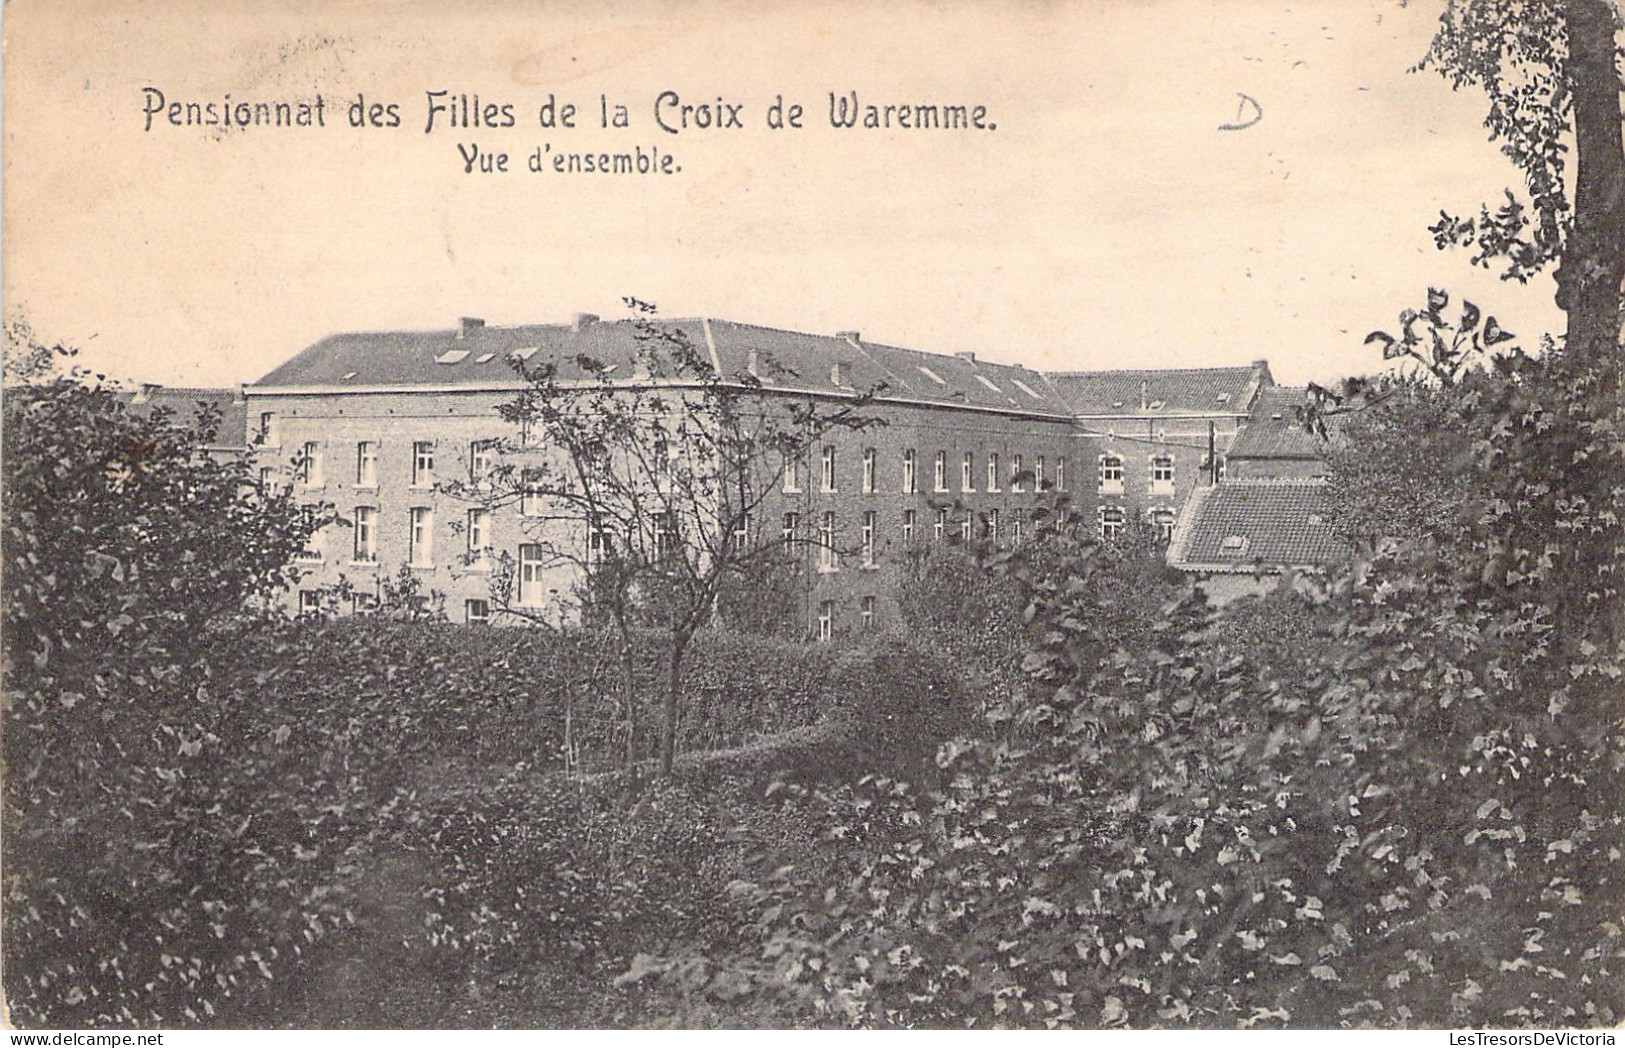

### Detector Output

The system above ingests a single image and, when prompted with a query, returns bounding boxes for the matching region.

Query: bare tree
[446,299,881,776]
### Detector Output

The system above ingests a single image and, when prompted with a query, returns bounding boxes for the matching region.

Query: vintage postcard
[4,0,1621,1035]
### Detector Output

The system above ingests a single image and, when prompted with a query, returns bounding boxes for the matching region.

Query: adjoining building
[227,312,1291,635]
[117,384,249,462]
[1048,363,1273,541]
[1166,386,1349,603]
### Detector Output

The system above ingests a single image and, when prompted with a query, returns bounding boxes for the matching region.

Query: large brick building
[239,313,1283,635]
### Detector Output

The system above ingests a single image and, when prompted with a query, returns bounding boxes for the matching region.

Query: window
[1056,456,1067,492]
[781,511,800,546]
[1150,454,1175,495]
[1035,455,1047,490]
[1215,455,1227,482]
[258,412,279,446]
[588,527,613,565]
[902,509,916,544]
[352,592,378,615]
[296,505,323,562]
[259,466,278,493]
[729,513,749,551]
[470,441,495,485]
[409,507,434,566]
[353,506,377,563]
[782,452,802,494]
[1011,512,1024,545]
[817,600,835,643]
[1099,453,1125,495]
[962,452,975,492]
[1152,508,1177,542]
[960,514,973,542]
[654,513,679,561]
[818,511,838,572]
[821,445,838,493]
[520,469,543,517]
[934,508,947,542]
[467,509,490,568]
[987,452,1001,492]
[653,436,671,487]
[861,595,877,631]
[465,598,490,625]
[1011,454,1024,492]
[934,451,948,492]
[987,508,1000,542]
[1100,505,1126,539]
[297,590,319,616]
[902,449,917,493]
[297,442,324,487]
[412,441,435,486]
[518,543,546,606]
[355,441,377,487]
[862,448,877,494]
[861,511,877,567]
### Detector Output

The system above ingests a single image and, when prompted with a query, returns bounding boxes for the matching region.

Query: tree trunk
[1560,0,1625,401]
[660,640,686,776]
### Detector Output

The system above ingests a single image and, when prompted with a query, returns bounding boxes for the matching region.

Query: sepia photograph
[2,0,1622,1033]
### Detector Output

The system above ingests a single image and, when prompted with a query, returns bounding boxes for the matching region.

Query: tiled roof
[1168,479,1347,572]
[1046,363,1270,416]
[250,316,1079,418]
[118,385,248,448]
[1226,385,1324,460]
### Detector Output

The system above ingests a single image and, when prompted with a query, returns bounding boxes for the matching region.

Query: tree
[449,299,879,776]
[2,338,320,677]
[3,327,329,1027]
[1421,0,1623,392]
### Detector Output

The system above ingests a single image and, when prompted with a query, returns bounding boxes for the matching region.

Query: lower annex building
[239,312,1281,636]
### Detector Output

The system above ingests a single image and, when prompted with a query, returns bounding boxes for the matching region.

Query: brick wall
[248,387,1090,636]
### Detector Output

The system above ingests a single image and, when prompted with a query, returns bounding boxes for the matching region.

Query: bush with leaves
[661,341,1622,1028]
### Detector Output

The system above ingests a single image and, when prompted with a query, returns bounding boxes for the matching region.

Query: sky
[3,0,1566,390]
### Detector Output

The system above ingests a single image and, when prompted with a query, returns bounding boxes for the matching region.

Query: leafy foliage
[653,337,1623,1028]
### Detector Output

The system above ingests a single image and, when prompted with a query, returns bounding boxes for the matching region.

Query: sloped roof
[250,316,1079,418]
[119,385,248,448]
[1226,385,1325,461]
[1168,479,1347,572]
[1047,362,1270,416]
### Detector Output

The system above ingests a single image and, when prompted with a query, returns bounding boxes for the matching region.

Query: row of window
[815,596,879,642]
[791,448,1068,496]
[281,439,493,490]
[1100,505,1178,540]
[1098,453,1185,495]
[782,505,1037,572]
[301,505,492,568]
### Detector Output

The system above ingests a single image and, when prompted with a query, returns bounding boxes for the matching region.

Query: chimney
[836,330,861,343]
[1141,378,1149,412]
[458,316,485,339]
[572,312,599,332]
[955,351,977,363]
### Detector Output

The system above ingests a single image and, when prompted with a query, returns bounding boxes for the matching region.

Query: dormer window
[436,350,470,365]
[1220,535,1249,555]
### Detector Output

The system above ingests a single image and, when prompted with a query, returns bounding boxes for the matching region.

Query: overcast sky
[4,0,1565,389]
